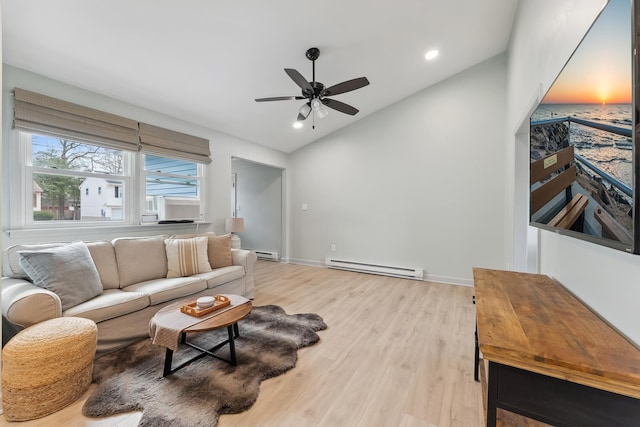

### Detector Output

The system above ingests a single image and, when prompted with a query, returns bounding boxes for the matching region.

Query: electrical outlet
[330,244,336,252]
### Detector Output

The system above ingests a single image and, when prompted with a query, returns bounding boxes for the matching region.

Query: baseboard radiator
[255,250,279,261]
[324,258,424,280]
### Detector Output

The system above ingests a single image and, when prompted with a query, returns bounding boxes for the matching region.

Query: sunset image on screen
[542,0,631,105]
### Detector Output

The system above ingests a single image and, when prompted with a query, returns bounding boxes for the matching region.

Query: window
[13,131,205,229]
[11,88,210,231]
[25,134,127,223]
[144,155,201,212]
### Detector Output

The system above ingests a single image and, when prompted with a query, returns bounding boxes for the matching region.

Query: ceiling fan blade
[255,96,305,102]
[322,77,370,97]
[284,68,313,94]
[322,98,359,115]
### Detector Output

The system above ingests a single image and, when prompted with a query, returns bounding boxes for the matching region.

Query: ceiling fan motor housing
[306,82,325,98]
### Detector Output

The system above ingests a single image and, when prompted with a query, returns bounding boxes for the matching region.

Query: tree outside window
[31,135,124,221]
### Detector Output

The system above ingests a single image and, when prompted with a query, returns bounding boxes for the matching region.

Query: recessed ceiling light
[293,121,303,129]
[425,50,439,61]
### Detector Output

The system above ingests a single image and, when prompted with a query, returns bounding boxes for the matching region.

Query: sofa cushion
[63,289,150,323]
[113,236,168,287]
[207,234,233,268]
[4,242,64,279]
[195,265,246,289]
[170,232,233,269]
[18,241,103,311]
[164,237,212,278]
[122,277,207,306]
[86,241,120,290]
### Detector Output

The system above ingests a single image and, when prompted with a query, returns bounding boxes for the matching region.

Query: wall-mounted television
[530,0,640,254]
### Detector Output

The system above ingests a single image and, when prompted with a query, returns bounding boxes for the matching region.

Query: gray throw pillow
[19,241,103,311]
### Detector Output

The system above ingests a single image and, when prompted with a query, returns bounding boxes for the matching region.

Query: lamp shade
[299,103,311,118]
[311,98,328,118]
[225,217,245,233]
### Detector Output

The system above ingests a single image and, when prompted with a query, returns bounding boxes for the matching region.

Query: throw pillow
[165,236,212,278]
[18,241,103,311]
[207,234,233,268]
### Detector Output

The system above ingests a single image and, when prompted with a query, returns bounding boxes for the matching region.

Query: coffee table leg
[163,348,174,377]
[228,324,237,366]
[233,322,240,338]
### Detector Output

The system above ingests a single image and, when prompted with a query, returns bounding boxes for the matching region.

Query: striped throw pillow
[165,236,212,278]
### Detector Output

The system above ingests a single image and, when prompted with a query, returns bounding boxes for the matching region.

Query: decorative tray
[180,295,230,317]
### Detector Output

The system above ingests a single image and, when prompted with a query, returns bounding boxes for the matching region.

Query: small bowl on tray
[196,296,216,309]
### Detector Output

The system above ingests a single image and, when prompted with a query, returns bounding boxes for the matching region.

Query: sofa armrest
[2,277,62,327]
[231,249,257,298]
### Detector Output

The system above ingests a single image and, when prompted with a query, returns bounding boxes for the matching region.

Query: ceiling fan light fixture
[317,105,329,119]
[293,121,303,129]
[311,98,329,118]
[299,103,311,117]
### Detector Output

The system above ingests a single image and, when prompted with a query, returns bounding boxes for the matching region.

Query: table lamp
[225,217,245,249]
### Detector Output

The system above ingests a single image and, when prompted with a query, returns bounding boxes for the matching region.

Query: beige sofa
[1,233,257,356]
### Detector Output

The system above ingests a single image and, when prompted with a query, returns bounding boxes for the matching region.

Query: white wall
[2,65,290,248]
[232,158,283,255]
[289,54,508,285]
[508,0,640,345]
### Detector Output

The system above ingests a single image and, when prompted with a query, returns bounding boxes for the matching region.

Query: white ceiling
[2,0,519,153]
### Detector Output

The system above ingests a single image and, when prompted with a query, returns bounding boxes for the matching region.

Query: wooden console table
[474,268,640,426]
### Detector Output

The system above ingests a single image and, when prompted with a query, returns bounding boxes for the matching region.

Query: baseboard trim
[287,258,326,268]
[425,274,473,287]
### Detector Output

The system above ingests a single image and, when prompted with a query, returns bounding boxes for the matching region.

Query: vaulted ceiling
[2,0,519,153]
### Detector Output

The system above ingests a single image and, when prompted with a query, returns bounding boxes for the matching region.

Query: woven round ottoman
[2,317,97,421]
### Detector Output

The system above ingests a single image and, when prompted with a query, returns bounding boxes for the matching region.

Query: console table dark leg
[474,325,480,382]
[486,362,498,427]
[473,295,480,382]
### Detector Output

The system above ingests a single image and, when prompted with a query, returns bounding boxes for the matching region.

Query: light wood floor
[0,261,544,426]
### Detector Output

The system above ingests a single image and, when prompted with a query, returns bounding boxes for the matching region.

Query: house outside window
[24,133,127,223]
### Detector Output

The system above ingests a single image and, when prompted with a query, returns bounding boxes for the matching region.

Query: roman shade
[13,88,139,152]
[139,122,211,164]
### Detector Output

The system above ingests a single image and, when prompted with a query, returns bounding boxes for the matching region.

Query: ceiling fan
[255,47,370,127]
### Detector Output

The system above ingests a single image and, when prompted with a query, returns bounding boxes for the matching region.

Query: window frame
[10,130,207,234]
[137,153,205,217]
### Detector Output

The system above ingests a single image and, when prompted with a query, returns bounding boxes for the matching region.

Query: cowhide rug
[83,305,327,427]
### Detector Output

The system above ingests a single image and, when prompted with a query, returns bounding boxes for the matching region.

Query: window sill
[6,222,211,240]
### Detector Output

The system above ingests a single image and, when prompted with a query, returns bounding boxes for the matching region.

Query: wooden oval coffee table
[153,297,252,376]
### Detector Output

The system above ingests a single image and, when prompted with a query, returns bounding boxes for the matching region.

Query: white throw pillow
[18,241,103,311]
[165,236,212,278]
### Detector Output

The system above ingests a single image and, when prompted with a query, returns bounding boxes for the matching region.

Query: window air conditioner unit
[157,197,201,221]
